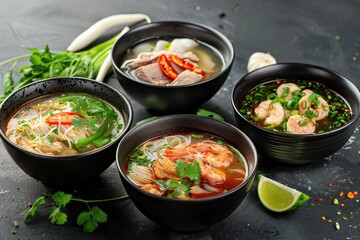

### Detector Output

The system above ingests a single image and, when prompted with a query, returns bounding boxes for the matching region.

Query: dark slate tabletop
[1,0,359,239]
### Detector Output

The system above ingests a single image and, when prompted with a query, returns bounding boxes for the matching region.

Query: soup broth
[120,37,225,86]
[125,132,248,200]
[239,79,352,134]
[5,93,124,156]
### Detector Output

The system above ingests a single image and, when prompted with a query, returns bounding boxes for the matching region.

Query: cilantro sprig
[25,191,128,233]
[156,160,202,198]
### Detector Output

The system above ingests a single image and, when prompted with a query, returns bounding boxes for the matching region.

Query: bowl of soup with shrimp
[231,63,360,164]
[0,77,133,185]
[116,115,258,232]
[112,21,234,113]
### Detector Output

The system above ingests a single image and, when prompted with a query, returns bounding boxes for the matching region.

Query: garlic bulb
[247,52,276,72]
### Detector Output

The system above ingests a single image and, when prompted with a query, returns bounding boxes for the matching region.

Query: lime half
[258,174,310,212]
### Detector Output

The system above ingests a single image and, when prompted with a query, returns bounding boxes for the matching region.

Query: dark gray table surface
[1,0,359,239]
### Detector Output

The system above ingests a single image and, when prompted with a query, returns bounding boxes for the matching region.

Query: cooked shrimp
[276,83,301,100]
[165,142,234,168]
[194,142,234,168]
[254,100,271,120]
[141,183,163,196]
[298,94,329,121]
[302,89,313,95]
[152,158,179,180]
[255,100,285,126]
[197,158,226,185]
[287,115,316,134]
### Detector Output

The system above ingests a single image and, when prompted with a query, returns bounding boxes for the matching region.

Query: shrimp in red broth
[125,132,248,199]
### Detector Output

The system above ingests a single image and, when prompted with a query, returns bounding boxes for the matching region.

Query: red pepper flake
[316,197,323,202]
[339,191,344,197]
[329,183,333,188]
[328,195,333,199]
[347,192,355,199]
[353,191,358,196]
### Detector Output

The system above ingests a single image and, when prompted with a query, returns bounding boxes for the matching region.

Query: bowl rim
[116,114,258,203]
[231,62,360,138]
[111,20,235,89]
[0,77,133,160]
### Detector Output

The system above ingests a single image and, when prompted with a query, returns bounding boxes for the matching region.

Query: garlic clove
[247,52,276,72]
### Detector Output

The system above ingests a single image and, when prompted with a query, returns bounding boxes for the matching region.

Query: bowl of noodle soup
[0,77,133,185]
[116,115,258,232]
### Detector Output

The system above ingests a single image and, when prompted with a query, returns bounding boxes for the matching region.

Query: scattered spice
[11,229,16,235]
[310,203,315,206]
[336,211,342,215]
[333,199,339,205]
[342,216,348,221]
[356,200,359,203]
[347,192,355,199]
[327,219,332,223]
[316,197,323,202]
[341,203,345,207]
[335,222,340,230]
[339,191,344,197]
[321,216,326,221]
[329,183,333,188]
[353,191,358,196]
[13,220,19,228]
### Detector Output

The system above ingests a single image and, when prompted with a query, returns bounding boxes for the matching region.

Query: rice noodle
[128,164,155,186]
[203,183,222,192]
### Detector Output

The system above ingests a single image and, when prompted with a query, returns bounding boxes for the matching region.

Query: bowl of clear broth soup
[231,63,360,164]
[0,77,133,185]
[111,21,234,113]
[116,115,258,233]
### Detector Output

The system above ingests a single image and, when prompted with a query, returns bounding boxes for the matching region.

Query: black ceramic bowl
[231,63,360,164]
[111,21,235,113]
[0,77,133,185]
[116,115,258,233]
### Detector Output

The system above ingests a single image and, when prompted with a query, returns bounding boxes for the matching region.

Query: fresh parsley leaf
[52,191,72,207]
[197,109,225,121]
[77,206,107,233]
[24,196,46,221]
[49,206,67,225]
[175,160,201,181]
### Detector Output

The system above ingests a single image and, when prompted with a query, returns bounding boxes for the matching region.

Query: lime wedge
[258,174,310,212]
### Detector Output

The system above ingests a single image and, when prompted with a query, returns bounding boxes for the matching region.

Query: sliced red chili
[45,112,85,125]
[158,54,178,80]
[169,54,205,75]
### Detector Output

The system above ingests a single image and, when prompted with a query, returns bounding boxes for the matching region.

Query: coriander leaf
[49,206,68,225]
[77,211,91,226]
[77,206,107,233]
[175,160,201,181]
[87,118,101,131]
[71,116,86,129]
[24,196,45,221]
[52,191,72,207]
[90,207,107,223]
[129,147,151,166]
[197,109,224,121]
[155,179,190,198]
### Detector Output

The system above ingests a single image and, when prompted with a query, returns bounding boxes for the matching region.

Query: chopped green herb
[175,160,201,181]
[129,147,151,166]
[29,133,36,140]
[191,134,203,139]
